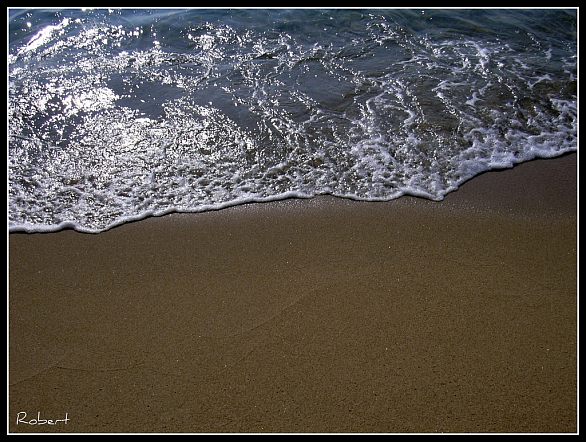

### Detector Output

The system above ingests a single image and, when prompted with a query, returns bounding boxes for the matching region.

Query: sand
[8,153,577,433]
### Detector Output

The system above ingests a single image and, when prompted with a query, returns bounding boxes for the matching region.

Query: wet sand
[8,153,577,433]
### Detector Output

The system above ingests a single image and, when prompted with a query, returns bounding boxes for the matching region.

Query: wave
[9,9,577,233]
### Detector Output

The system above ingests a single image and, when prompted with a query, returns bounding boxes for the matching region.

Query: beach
[8,152,577,433]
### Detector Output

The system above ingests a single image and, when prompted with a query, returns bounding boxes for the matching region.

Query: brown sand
[8,153,577,433]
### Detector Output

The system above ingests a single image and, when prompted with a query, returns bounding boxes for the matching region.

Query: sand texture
[9,153,577,433]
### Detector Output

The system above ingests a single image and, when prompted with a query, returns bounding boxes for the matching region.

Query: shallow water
[9,8,577,233]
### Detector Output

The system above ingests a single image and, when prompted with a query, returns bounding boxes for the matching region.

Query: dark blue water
[9,8,577,232]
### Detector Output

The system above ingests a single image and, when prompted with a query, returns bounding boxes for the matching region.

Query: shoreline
[9,153,577,433]
[8,151,578,236]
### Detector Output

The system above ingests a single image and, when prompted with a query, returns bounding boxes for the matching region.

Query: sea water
[8,8,577,233]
